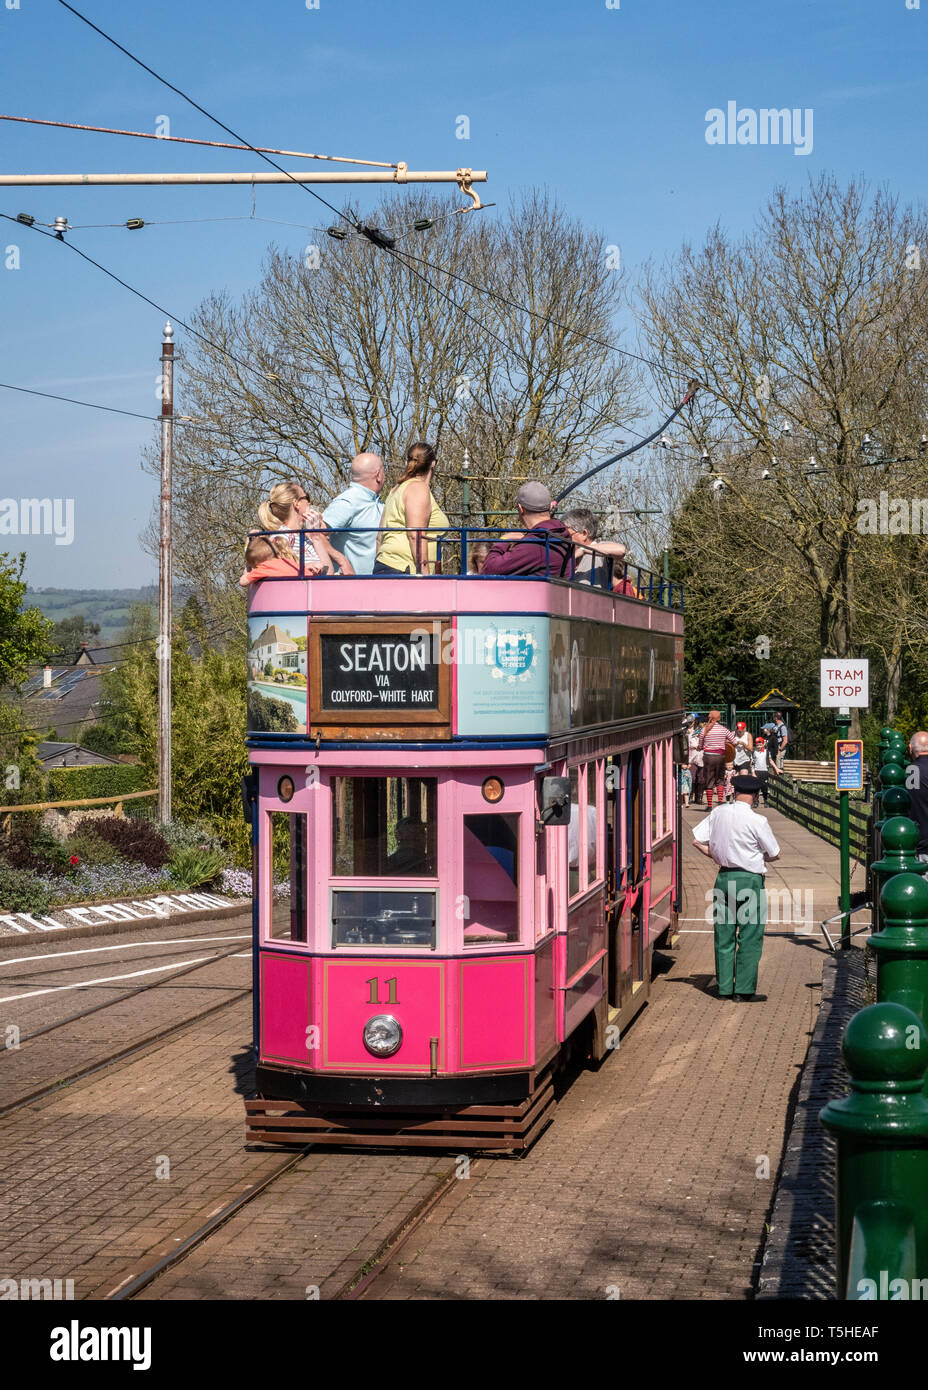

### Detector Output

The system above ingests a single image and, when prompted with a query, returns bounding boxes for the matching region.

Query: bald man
[908,732,928,862]
[322,452,386,574]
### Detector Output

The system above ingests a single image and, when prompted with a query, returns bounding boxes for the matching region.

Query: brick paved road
[0,990,449,1301]
[359,806,842,1300]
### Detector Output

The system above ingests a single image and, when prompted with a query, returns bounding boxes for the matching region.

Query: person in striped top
[698,710,736,811]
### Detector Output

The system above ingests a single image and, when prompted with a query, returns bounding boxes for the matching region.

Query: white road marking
[0,934,251,970]
[0,954,229,1004]
[231,953,252,958]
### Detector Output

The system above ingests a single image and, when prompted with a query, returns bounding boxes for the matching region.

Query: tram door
[607,751,646,1012]
[626,749,646,995]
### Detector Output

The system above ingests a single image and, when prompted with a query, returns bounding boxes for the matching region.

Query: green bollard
[873,765,911,886]
[820,1002,928,1299]
[870,815,922,932]
[870,874,928,1027]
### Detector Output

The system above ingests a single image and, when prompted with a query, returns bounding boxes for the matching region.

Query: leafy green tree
[107,631,251,860]
[2,553,52,687]
[45,613,101,660]
[1,554,52,801]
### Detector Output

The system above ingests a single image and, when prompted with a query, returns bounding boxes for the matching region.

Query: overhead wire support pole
[0,169,488,187]
[0,114,400,167]
[158,321,173,825]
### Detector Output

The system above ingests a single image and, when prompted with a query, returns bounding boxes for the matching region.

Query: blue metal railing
[246,525,684,611]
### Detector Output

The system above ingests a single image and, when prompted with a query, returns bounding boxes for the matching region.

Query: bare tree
[638,177,928,694]
[143,190,640,616]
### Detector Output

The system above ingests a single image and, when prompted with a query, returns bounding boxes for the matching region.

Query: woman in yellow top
[374,442,449,575]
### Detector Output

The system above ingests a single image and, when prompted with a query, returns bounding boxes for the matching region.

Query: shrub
[65,831,121,867]
[220,867,289,899]
[44,763,147,802]
[168,846,227,890]
[80,816,170,870]
[155,820,227,857]
[40,862,175,906]
[0,863,52,914]
[3,828,71,875]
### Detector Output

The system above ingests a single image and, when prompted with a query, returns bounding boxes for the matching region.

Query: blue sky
[2,0,926,587]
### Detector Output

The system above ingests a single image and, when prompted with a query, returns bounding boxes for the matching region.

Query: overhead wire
[53,0,656,375]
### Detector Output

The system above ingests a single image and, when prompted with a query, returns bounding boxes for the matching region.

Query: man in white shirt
[321,452,385,575]
[692,774,780,1001]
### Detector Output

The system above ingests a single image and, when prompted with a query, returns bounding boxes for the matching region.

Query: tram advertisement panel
[456,616,550,736]
[551,619,680,734]
[247,615,307,734]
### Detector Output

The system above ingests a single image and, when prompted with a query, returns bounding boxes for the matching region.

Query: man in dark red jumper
[482,482,573,577]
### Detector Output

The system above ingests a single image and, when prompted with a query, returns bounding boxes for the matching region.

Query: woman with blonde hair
[374,442,448,575]
[256,481,350,576]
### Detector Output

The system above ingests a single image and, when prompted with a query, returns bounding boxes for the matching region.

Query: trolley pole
[158,321,174,824]
[836,706,852,949]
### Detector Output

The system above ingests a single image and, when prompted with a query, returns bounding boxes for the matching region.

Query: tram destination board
[309,618,451,735]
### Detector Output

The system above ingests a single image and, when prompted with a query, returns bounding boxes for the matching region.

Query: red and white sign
[820,660,869,708]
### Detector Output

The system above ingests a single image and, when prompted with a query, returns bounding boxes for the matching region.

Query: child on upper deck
[239,535,300,586]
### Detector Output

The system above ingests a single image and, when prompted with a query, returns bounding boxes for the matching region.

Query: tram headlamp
[277,775,295,803]
[363,1015,402,1058]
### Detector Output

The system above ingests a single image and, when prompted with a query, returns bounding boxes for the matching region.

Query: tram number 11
[366,977,400,1005]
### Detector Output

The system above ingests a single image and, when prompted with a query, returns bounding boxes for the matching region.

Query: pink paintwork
[250,572,682,1086]
[247,573,672,634]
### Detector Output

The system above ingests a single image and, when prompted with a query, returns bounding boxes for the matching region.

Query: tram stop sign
[820,659,869,708]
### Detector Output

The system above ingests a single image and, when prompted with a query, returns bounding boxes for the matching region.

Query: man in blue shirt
[321,453,385,574]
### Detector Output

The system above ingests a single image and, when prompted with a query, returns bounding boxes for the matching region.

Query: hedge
[44,762,147,803]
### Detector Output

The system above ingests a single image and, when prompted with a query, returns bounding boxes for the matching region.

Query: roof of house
[36,741,122,766]
[750,687,801,710]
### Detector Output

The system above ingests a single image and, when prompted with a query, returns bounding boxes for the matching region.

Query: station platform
[362,803,858,1299]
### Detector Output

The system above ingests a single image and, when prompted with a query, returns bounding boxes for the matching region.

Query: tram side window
[462,813,519,945]
[268,812,307,942]
[650,746,660,845]
[568,764,597,898]
[332,776,437,878]
[568,767,580,898]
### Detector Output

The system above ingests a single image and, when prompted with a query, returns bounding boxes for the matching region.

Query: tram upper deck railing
[249,526,684,612]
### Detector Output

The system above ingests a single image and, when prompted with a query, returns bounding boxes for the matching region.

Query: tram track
[0,944,253,1120]
[106,1145,465,1303]
[9,942,249,1045]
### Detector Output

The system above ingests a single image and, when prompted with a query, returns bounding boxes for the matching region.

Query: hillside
[24,587,157,646]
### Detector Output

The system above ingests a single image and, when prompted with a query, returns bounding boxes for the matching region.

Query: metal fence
[767,774,871,863]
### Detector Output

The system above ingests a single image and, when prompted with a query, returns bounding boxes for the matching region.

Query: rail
[246,526,684,611]
[767,774,870,863]
[0,788,158,835]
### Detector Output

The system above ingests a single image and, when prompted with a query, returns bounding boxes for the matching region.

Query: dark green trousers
[712,868,767,996]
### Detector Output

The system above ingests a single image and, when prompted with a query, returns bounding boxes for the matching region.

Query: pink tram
[242,535,684,1151]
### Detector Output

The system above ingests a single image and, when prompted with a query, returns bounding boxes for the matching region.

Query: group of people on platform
[680,709,790,810]
[239,444,636,590]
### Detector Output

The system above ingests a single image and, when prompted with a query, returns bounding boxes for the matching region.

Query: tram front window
[332,776,437,877]
[331,889,437,949]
